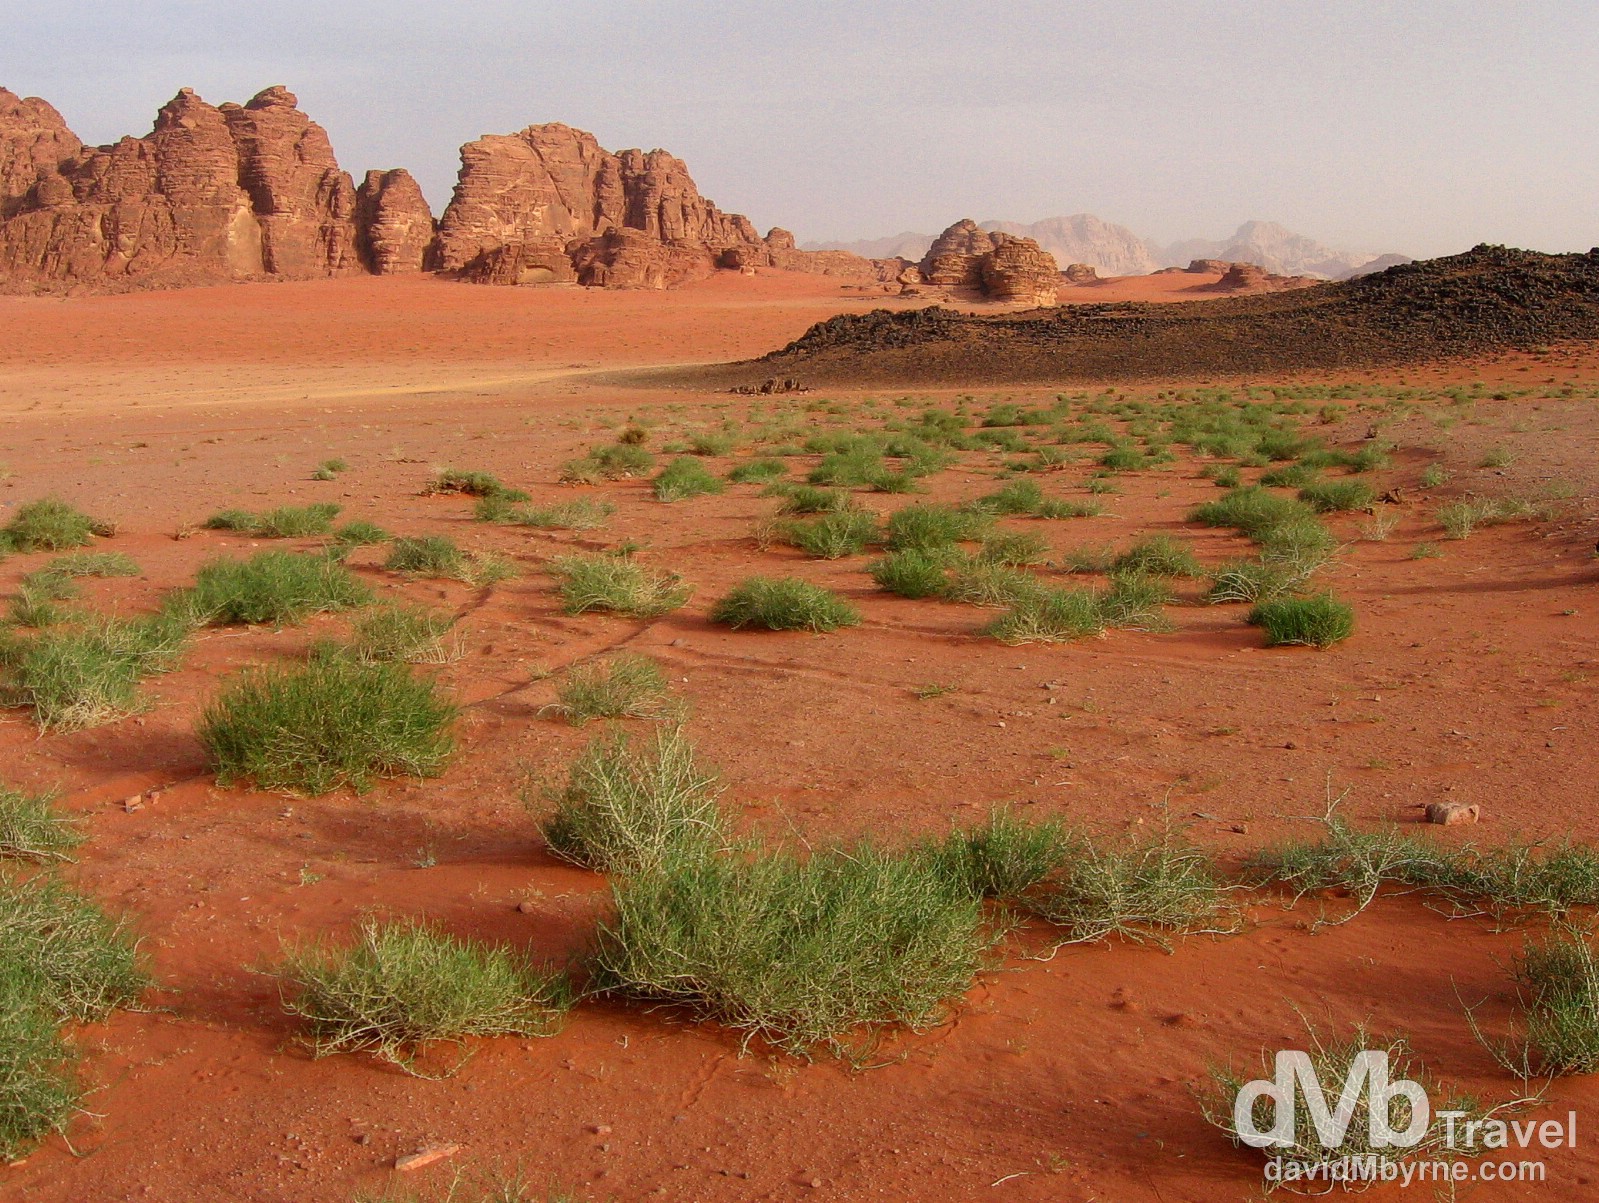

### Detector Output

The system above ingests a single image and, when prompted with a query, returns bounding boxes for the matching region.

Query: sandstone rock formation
[0,84,419,288]
[918,219,1058,305]
[220,86,359,276]
[354,169,436,274]
[0,83,904,293]
[982,214,1160,276]
[1195,262,1319,294]
[434,123,894,289]
[1062,262,1100,284]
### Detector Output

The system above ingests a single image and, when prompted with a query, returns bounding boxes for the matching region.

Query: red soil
[0,271,1596,1201]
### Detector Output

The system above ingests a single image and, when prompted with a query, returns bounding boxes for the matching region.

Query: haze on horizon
[5,0,1596,262]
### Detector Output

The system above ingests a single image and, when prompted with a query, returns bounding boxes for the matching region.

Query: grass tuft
[1,499,104,553]
[710,577,861,632]
[540,655,678,726]
[542,727,725,873]
[594,841,988,1057]
[653,456,727,503]
[1247,593,1354,648]
[200,657,456,795]
[0,787,80,862]
[550,553,690,619]
[190,550,370,626]
[277,918,567,1075]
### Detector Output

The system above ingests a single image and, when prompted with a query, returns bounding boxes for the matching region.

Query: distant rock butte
[0,87,902,293]
[918,219,1059,306]
[1193,261,1320,294]
[435,122,902,290]
[0,85,389,287]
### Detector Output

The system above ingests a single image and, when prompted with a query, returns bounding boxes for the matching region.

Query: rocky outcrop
[1062,263,1099,284]
[220,87,358,276]
[1196,262,1320,294]
[434,123,891,289]
[0,84,410,288]
[354,169,435,274]
[1185,258,1231,274]
[918,219,1058,304]
[0,84,903,293]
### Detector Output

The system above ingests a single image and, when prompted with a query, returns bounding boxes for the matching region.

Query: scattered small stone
[590,1124,612,1135]
[395,1143,460,1172]
[122,794,144,813]
[516,899,538,914]
[1425,801,1480,826]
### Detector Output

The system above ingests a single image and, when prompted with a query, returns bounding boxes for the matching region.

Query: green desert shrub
[927,807,1071,903]
[473,496,614,529]
[561,443,655,483]
[0,870,146,1023]
[2,499,104,553]
[653,456,726,503]
[7,576,75,628]
[0,787,80,862]
[1188,486,1317,541]
[386,536,513,587]
[1298,479,1376,513]
[0,870,145,1160]
[884,504,991,552]
[687,431,736,457]
[1109,535,1201,578]
[767,484,851,515]
[277,918,568,1075]
[0,613,191,730]
[969,480,1047,515]
[1205,559,1298,605]
[204,503,340,538]
[199,657,457,795]
[550,553,690,618]
[941,559,1044,608]
[710,577,860,632]
[778,509,880,559]
[0,972,77,1162]
[1505,933,1599,1075]
[424,469,529,502]
[981,588,1104,644]
[190,550,369,626]
[541,655,677,726]
[341,603,459,665]
[327,520,390,551]
[594,841,988,1057]
[1028,827,1229,946]
[1247,593,1354,648]
[542,726,725,873]
[1258,463,1321,489]
[1096,572,1174,631]
[30,551,139,580]
[728,457,788,484]
[975,532,1050,566]
[868,549,954,599]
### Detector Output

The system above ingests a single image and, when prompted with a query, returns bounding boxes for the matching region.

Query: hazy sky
[5,1,1596,258]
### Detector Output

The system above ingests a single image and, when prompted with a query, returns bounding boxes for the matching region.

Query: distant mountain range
[805,217,1410,280]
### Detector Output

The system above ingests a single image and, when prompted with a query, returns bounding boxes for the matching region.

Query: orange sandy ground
[0,270,1597,1202]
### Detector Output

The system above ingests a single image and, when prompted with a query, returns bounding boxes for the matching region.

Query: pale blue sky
[5,1,1596,257]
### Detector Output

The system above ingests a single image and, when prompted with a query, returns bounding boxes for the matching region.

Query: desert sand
[0,269,1596,1202]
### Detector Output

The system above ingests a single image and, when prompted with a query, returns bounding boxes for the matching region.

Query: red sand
[0,271,1596,1201]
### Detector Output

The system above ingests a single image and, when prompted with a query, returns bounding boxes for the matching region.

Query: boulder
[1062,262,1100,284]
